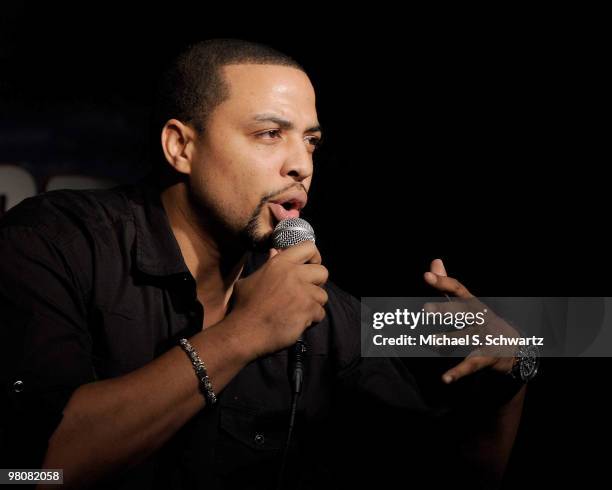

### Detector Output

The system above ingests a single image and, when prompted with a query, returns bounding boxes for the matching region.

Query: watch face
[518,345,540,381]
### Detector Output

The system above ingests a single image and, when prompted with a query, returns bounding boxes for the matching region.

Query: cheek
[197,138,285,213]
[207,139,263,184]
[193,164,263,224]
[303,175,313,192]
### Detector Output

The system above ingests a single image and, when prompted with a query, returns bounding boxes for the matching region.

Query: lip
[269,189,308,211]
[268,189,307,224]
[268,202,301,223]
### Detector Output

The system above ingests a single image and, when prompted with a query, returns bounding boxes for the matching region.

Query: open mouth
[266,189,307,226]
[268,200,301,224]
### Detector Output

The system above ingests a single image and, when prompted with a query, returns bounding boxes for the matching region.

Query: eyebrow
[252,114,322,134]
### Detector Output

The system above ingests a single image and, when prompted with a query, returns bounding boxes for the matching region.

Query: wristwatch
[509,345,540,382]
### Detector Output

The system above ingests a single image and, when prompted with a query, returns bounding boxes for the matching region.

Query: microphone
[271,217,315,250]
[272,218,316,490]
[271,217,316,395]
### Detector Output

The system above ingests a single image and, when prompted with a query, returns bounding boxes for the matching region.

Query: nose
[280,139,313,183]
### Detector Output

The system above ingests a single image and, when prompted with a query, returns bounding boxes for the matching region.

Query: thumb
[430,258,447,277]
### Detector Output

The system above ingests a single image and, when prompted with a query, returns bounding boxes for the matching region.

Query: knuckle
[466,357,478,366]
[317,305,327,321]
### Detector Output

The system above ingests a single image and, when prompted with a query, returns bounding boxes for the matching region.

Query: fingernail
[443,374,453,384]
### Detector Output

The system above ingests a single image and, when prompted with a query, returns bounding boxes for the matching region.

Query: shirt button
[254,433,265,446]
[13,380,24,393]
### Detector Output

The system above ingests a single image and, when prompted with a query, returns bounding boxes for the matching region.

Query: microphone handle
[291,335,307,394]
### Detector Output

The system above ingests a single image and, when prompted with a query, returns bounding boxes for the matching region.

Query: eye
[256,129,282,140]
[305,135,322,151]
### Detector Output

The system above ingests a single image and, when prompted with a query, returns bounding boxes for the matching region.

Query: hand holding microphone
[228,218,328,362]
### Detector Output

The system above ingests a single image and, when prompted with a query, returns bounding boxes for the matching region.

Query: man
[0,39,525,489]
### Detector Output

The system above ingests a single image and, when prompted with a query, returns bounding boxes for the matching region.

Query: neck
[160,182,248,311]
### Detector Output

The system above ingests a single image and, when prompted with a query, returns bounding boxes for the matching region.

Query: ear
[160,119,198,175]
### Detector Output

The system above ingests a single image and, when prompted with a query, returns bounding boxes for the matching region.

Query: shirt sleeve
[0,224,97,467]
[325,285,513,488]
[323,283,428,412]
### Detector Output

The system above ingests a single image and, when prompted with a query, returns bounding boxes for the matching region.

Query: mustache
[260,183,307,207]
[249,183,307,221]
[243,183,308,246]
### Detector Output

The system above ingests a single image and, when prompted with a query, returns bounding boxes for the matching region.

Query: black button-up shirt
[0,174,468,489]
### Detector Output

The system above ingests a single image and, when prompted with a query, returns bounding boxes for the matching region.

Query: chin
[241,216,273,252]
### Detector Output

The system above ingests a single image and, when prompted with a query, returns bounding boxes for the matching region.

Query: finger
[300,264,329,286]
[441,354,496,383]
[423,301,475,315]
[421,334,460,355]
[278,240,322,265]
[423,297,488,315]
[312,304,327,323]
[430,258,447,277]
[306,283,329,306]
[424,272,473,298]
[422,297,492,341]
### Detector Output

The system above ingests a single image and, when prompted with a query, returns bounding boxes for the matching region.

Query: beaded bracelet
[178,338,217,405]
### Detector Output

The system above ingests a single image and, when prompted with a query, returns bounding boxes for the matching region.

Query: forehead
[217,64,318,124]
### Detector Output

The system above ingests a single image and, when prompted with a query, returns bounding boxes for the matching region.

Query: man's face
[187,64,321,250]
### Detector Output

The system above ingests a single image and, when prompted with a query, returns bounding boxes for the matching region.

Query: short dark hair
[151,39,304,184]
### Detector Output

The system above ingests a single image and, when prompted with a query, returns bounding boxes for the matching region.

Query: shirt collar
[127,172,265,279]
[127,173,191,277]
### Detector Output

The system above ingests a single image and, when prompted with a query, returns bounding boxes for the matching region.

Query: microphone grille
[271,217,315,249]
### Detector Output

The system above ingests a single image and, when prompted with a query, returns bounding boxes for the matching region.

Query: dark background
[1,5,609,487]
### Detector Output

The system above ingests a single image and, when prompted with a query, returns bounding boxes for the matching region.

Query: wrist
[214,312,261,365]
